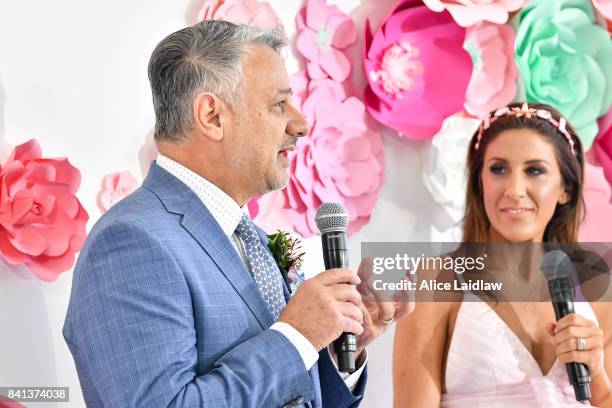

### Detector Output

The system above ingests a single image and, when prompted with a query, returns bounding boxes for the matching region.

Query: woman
[393,102,612,407]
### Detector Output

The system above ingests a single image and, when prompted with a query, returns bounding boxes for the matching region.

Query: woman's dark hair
[462,102,585,243]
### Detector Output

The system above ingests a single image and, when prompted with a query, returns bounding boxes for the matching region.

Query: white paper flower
[422,113,481,223]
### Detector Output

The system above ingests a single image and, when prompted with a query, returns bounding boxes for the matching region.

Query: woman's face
[481,128,568,243]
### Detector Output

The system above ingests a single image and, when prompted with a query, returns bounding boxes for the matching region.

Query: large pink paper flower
[97,171,140,213]
[283,77,384,237]
[580,163,612,241]
[590,108,612,187]
[195,0,282,30]
[296,0,357,82]
[363,0,472,139]
[463,22,517,119]
[423,0,527,27]
[0,140,88,281]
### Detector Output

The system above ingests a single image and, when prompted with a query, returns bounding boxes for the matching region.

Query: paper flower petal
[516,0,612,150]
[422,113,481,223]
[0,139,89,281]
[580,163,612,240]
[363,0,472,139]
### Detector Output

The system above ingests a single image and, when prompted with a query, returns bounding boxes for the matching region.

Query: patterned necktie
[235,214,286,319]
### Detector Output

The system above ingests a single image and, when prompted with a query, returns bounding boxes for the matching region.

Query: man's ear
[193,92,224,142]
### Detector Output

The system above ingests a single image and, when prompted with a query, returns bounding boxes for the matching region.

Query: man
[64,20,408,407]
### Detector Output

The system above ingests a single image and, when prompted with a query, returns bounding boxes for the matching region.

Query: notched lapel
[144,162,275,330]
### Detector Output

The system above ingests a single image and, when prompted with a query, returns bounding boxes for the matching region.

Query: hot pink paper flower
[364,0,472,139]
[580,163,612,241]
[423,0,527,27]
[463,22,517,119]
[0,140,88,281]
[590,109,612,187]
[195,0,282,30]
[283,78,384,237]
[97,171,140,213]
[296,0,357,82]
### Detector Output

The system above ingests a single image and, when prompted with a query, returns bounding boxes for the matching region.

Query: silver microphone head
[315,202,349,234]
[541,250,573,280]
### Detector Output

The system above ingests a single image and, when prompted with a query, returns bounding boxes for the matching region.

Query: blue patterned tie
[235,214,286,319]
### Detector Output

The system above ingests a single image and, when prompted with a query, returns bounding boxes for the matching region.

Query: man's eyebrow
[277,88,292,96]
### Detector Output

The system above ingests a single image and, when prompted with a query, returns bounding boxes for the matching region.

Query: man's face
[223,44,308,199]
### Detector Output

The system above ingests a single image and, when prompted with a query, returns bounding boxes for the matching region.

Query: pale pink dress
[441,296,597,407]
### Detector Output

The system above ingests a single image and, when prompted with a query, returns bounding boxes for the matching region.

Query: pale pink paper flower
[593,0,612,21]
[295,0,357,82]
[282,79,384,237]
[463,22,517,119]
[589,108,612,187]
[250,190,296,234]
[0,140,88,281]
[580,163,612,241]
[97,171,140,213]
[195,0,282,30]
[364,0,472,139]
[423,0,527,27]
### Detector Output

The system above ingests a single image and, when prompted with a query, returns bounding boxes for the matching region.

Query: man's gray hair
[148,20,288,142]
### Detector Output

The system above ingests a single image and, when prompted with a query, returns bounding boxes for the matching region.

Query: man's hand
[278,268,364,351]
[354,258,415,357]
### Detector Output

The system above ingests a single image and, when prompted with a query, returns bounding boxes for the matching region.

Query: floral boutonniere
[267,230,305,293]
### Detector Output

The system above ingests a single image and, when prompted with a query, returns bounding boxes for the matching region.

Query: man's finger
[318,268,360,286]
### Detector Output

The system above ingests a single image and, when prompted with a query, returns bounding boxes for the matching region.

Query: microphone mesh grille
[541,250,572,280]
[315,202,349,233]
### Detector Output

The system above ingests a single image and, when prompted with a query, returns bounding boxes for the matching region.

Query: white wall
[0,1,456,406]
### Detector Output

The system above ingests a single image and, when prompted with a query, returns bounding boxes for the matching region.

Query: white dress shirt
[156,154,366,391]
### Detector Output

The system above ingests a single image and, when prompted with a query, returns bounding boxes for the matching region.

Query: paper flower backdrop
[296,0,357,82]
[363,0,472,139]
[0,140,88,281]
[97,171,140,213]
[423,0,526,27]
[282,71,384,236]
[516,0,612,151]
[422,113,481,223]
[463,22,517,119]
[593,0,612,20]
[591,109,612,187]
[580,163,612,241]
[195,0,282,29]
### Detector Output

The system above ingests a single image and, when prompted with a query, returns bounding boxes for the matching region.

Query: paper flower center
[316,27,331,50]
[370,40,423,97]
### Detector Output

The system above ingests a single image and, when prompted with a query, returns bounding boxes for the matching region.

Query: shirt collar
[156,153,248,237]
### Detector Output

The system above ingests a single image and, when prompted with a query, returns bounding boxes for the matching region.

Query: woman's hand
[546,313,605,377]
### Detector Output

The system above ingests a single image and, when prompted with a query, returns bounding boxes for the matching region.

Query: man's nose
[286,104,309,138]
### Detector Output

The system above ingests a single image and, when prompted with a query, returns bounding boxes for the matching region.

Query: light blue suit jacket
[63,163,367,407]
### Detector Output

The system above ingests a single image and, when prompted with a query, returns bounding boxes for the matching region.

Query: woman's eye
[489,164,506,174]
[526,167,545,176]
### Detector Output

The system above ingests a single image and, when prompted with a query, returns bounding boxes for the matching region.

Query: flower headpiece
[475,102,576,156]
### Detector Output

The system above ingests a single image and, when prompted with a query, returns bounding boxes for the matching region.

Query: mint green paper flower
[516,0,612,150]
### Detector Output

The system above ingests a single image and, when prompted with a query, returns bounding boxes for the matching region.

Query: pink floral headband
[475,102,576,156]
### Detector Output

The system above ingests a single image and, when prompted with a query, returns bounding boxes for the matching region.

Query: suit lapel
[144,162,275,330]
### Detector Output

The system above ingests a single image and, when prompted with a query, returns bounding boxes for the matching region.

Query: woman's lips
[499,207,534,217]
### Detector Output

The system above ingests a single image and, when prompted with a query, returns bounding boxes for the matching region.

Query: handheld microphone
[541,250,591,401]
[315,202,356,373]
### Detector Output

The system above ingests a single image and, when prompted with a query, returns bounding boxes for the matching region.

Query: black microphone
[315,202,356,373]
[541,250,591,401]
